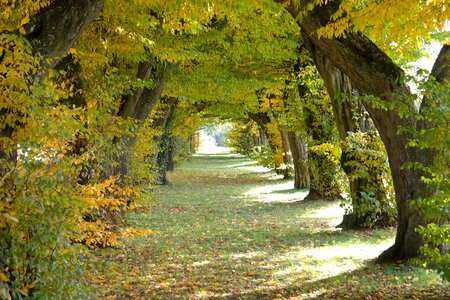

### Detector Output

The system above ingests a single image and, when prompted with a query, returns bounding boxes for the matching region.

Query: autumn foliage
[1,0,449,298]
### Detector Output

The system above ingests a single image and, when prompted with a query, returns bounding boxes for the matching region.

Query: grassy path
[90,151,449,299]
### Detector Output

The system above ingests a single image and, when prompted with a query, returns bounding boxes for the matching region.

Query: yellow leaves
[309,143,341,165]
[73,177,158,249]
[73,177,130,248]
[78,177,129,212]
[0,271,8,283]
[20,14,30,26]
[315,0,450,60]
[0,0,49,32]
[74,220,120,248]
[266,280,280,288]
[18,281,38,296]
[119,227,159,238]
[259,97,271,111]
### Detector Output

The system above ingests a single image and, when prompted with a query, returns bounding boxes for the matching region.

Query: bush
[342,131,396,227]
[225,124,254,156]
[307,143,342,200]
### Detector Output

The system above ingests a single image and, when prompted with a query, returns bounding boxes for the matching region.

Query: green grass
[89,151,449,299]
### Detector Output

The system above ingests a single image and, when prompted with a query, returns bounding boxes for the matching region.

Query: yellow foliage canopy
[315,0,450,60]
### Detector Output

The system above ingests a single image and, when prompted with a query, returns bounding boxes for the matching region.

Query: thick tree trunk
[166,138,175,172]
[306,47,391,228]
[25,0,104,68]
[280,0,448,260]
[287,132,309,189]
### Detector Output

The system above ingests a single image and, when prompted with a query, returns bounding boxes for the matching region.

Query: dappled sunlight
[299,241,393,261]
[228,161,265,170]
[192,260,212,267]
[270,239,394,283]
[230,251,266,260]
[245,180,309,203]
[311,204,345,219]
[92,151,449,299]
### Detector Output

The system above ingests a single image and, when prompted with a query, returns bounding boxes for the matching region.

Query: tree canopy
[1,0,449,297]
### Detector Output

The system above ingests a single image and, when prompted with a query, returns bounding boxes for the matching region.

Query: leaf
[0,271,8,283]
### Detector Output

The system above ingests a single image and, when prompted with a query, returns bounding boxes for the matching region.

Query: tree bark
[304,45,391,228]
[112,58,167,183]
[166,138,175,172]
[25,0,104,67]
[287,132,309,189]
[279,126,294,179]
[279,0,448,260]
[152,97,179,185]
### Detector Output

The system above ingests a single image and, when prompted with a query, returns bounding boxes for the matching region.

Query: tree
[1,0,104,297]
[295,61,342,201]
[151,97,179,185]
[277,0,449,261]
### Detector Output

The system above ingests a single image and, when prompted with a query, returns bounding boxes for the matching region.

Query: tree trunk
[305,46,391,228]
[279,126,294,179]
[287,132,309,189]
[152,97,179,185]
[25,0,104,68]
[166,138,175,172]
[112,57,166,184]
[280,0,447,260]
[248,111,285,172]
[0,0,103,294]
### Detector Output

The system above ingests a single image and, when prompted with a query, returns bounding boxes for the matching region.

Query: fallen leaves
[86,153,450,299]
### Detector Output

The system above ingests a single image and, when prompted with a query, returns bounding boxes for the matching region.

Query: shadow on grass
[91,151,449,299]
[213,263,450,299]
[268,188,308,195]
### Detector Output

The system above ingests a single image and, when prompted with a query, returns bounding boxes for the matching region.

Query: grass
[88,151,449,299]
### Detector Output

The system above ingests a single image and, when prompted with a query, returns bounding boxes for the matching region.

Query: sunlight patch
[192,260,212,267]
[310,205,345,219]
[269,241,395,283]
[299,243,393,261]
[245,181,308,203]
[230,251,266,260]
[274,242,393,266]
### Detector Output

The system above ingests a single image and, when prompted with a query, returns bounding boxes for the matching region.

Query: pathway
[90,150,448,299]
